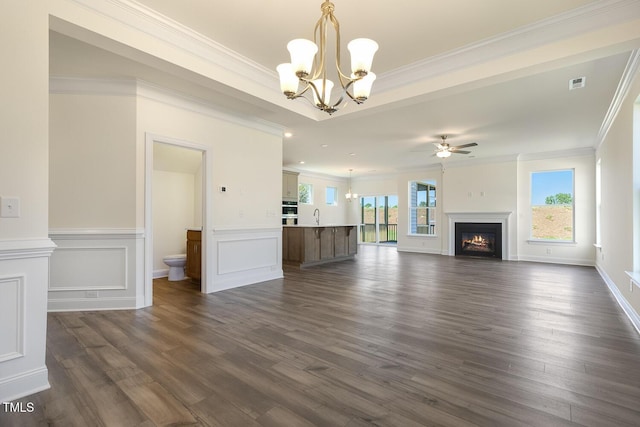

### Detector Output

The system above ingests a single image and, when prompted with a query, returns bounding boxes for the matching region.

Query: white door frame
[359,195,398,245]
[143,133,213,307]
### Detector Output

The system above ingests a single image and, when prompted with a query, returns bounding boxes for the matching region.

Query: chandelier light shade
[347,38,379,76]
[287,39,318,77]
[311,78,334,107]
[277,1,379,115]
[345,169,358,201]
[353,72,376,101]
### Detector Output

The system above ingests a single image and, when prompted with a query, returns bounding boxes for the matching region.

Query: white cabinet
[282,171,299,201]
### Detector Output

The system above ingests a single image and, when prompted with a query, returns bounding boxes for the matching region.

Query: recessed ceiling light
[299,161,305,164]
[321,144,329,148]
[349,152,356,156]
[284,132,293,138]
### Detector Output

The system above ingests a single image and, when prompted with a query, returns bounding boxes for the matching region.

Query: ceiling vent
[569,77,586,90]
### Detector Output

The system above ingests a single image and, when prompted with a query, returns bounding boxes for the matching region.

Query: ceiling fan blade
[452,142,478,149]
[452,150,471,154]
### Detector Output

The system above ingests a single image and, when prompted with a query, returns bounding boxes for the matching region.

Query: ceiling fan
[433,135,477,158]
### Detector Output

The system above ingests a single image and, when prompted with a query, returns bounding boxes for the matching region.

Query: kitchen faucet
[313,208,320,225]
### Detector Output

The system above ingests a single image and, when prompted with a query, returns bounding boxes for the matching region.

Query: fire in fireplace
[455,223,502,258]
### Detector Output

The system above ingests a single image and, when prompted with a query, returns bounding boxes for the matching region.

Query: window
[409,180,436,235]
[299,183,313,204]
[326,186,337,206]
[531,169,574,241]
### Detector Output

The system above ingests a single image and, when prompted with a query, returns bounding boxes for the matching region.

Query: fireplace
[455,222,502,258]
[446,212,511,260]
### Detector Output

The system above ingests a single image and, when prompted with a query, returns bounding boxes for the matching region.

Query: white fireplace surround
[446,212,512,260]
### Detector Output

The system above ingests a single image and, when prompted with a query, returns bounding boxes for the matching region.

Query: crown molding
[53,0,640,121]
[517,147,595,161]
[49,76,284,137]
[62,0,275,87]
[595,49,640,149]
[135,80,283,137]
[49,76,136,96]
[375,0,640,93]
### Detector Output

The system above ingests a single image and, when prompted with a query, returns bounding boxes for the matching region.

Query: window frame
[408,180,437,236]
[298,183,313,205]
[325,186,338,206]
[529,169,575,243]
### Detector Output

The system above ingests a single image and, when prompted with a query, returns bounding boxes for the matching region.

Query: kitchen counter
[282,225,357,267]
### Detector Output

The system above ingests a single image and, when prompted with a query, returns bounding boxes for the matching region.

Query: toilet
[163,254,187,281]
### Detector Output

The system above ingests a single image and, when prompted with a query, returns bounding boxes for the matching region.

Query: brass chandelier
[277,0,379,115]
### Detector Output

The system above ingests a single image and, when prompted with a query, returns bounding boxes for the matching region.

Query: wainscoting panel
[217,237,278,275]
[0,238,54,402]
[48,229,143,311]
[210,227,283,292]
[0,275,25,362]
[50,247,127,291]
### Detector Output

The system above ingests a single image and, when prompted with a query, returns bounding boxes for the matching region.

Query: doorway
[144,133,211,307]
[359,195,398,245]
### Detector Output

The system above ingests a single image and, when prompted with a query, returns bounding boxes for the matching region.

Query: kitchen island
[282,225,357,267]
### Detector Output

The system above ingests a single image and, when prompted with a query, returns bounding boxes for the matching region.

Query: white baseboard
[153,269,169,279]
[212,269,283,293]
[396,246,442,255]
[518,255,594,266]
[596,265,640,335]
[0,367,49,403]
[48,296,137,312]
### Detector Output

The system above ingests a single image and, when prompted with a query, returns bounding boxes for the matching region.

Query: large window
[409,180,436,235]
[299,183,313,204]
[531,169,574,241]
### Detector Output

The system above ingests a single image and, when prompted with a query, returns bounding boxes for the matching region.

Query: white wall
[297,173,350,225]
[48,79,283,308]
[50,91,137,228]
[357,154,597,265]
[0,2,53,402]
[137,85,283,295]
[152,170,196,276]
[48,87,140,311]
[596,72,640,325]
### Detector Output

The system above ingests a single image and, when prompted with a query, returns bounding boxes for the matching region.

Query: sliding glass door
[359,195,398,245]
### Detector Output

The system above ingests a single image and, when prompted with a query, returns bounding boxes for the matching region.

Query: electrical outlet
[0,197,20,218]
[85,290,99,298]
[546,248,552,255]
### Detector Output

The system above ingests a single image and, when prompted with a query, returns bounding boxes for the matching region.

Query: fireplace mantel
[445,212,512,260]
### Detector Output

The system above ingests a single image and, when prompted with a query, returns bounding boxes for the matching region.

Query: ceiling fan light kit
[277,0,378,115]
[434,135,477,158]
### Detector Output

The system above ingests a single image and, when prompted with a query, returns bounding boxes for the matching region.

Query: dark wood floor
[3,246,640,426]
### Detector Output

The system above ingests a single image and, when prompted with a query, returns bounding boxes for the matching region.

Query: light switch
[0,197,20,218]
